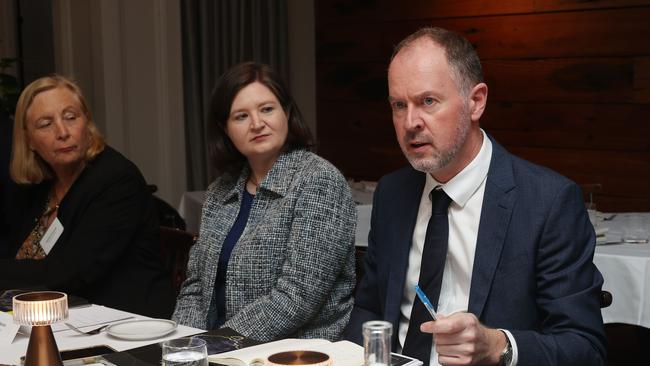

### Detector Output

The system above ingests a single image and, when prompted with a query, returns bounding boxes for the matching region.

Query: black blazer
[0,109,13,257]
[1,146,175,318]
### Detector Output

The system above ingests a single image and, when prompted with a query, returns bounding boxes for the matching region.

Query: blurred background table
[593,213,650,328]
[178,190,206,234]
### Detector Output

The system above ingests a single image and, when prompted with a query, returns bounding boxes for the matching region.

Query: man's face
[388,38,474,176]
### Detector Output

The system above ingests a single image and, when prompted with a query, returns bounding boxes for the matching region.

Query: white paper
[51,305,136,332]
[41,217,64,254]
[209,339,364,366]
[0,311,20,346]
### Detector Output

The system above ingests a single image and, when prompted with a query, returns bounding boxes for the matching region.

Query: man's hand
[420,312,506,365]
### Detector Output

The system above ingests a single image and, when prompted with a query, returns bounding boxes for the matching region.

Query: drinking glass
[162,337,208,366]
[623,214,649,243]
[363,320,392,366]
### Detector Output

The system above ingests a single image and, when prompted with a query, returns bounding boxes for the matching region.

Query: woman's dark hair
[208,62,314,179]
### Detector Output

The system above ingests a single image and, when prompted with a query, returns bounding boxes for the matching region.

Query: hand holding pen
[414,284,437,321]
[415,284,508,365]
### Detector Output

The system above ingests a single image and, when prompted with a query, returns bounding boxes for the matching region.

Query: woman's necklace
[44,191,60,217]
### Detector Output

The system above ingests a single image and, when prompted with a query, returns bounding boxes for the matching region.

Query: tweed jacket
[173,149,357,341]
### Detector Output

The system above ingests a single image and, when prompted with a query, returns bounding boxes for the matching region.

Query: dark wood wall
[314,0,650,212]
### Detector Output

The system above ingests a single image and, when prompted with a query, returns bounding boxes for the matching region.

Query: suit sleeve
[344,179,386,344]
[510,181,606,365]
[0,164,151,293]
[223,168,356,341]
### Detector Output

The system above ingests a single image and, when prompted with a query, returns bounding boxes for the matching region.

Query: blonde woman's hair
[10,74,105,184]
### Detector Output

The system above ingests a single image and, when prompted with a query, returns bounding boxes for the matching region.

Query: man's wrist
[488,328,508,365]
[498,330,513,366]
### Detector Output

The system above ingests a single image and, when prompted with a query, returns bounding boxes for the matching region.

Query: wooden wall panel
[319,100,650,152]
[482,103,650,151]
[317,57,650,103]
[317,8,650,62]
[316,1,650,25]
[314,0,650,211]
[484,58,650,103]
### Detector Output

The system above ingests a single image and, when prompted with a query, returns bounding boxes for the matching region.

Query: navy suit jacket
[346,138,606,365]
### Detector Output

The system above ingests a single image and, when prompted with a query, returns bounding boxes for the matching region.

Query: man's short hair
[392,27,484,95]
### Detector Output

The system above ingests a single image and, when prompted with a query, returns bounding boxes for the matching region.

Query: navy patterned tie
[402,188,452,365]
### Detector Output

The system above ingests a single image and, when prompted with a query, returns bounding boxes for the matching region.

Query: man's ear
[468,83,488,122]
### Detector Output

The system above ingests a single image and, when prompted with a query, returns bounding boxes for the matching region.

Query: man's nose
[404,106,423,131]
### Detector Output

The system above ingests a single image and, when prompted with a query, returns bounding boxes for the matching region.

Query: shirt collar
[220,149,308,203]
[427,129,492,208]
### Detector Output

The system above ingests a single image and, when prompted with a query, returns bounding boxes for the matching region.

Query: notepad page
[208,339,364,366]
[50,305,138,332]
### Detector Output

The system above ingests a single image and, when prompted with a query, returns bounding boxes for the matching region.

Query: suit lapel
[385,169,425,326]
[468,140,517,318]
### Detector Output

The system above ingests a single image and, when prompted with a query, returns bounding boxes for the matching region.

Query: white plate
[106,319,177,340]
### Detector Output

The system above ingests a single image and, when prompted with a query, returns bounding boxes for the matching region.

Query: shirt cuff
[499,329,519,366]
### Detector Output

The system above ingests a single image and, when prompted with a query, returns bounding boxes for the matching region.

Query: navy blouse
[209,189,254,328]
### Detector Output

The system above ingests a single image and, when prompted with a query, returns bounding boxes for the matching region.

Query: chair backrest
[601,290,612,308]
[354,246,367,292]
[148,184,187,230]
[159,226,197,295]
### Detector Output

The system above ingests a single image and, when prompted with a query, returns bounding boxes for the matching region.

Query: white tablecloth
[0,305,204,365]
[594,213,650,328]
[178,190,206,234]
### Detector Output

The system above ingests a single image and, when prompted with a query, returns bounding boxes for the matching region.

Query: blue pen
[414,284,437,321]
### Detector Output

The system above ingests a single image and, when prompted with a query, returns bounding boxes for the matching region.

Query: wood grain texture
[316,7,650,62]
[314,1,650,211]
[317,57,650,103]
[316,0,650,25]
[317,100,650,152]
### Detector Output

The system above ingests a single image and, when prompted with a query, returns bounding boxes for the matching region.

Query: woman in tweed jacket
[173,62,356,341]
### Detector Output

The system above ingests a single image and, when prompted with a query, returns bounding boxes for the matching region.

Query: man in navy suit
[345,27,605,365]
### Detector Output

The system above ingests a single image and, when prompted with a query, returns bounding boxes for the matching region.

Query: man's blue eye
[423,97,434,105]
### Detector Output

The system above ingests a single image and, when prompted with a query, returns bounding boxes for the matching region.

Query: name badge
[40,217,64,254]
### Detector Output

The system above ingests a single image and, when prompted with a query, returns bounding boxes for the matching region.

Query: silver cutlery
[65,322,111,335]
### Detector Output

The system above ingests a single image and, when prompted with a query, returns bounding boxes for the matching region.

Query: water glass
[363,320,392,366]
[623,214,649,243]
[162,337,208,366]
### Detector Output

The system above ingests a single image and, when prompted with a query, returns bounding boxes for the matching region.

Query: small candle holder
[13,291,69,366]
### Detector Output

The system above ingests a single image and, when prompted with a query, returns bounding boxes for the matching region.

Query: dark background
[314,0,650,212]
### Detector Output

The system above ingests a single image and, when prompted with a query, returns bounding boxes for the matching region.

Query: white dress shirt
[397,130,518,365]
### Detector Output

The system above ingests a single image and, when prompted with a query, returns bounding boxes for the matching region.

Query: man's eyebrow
[413,91,434,100]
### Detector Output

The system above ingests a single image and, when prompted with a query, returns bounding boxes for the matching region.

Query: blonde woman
[1,75,174,318]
